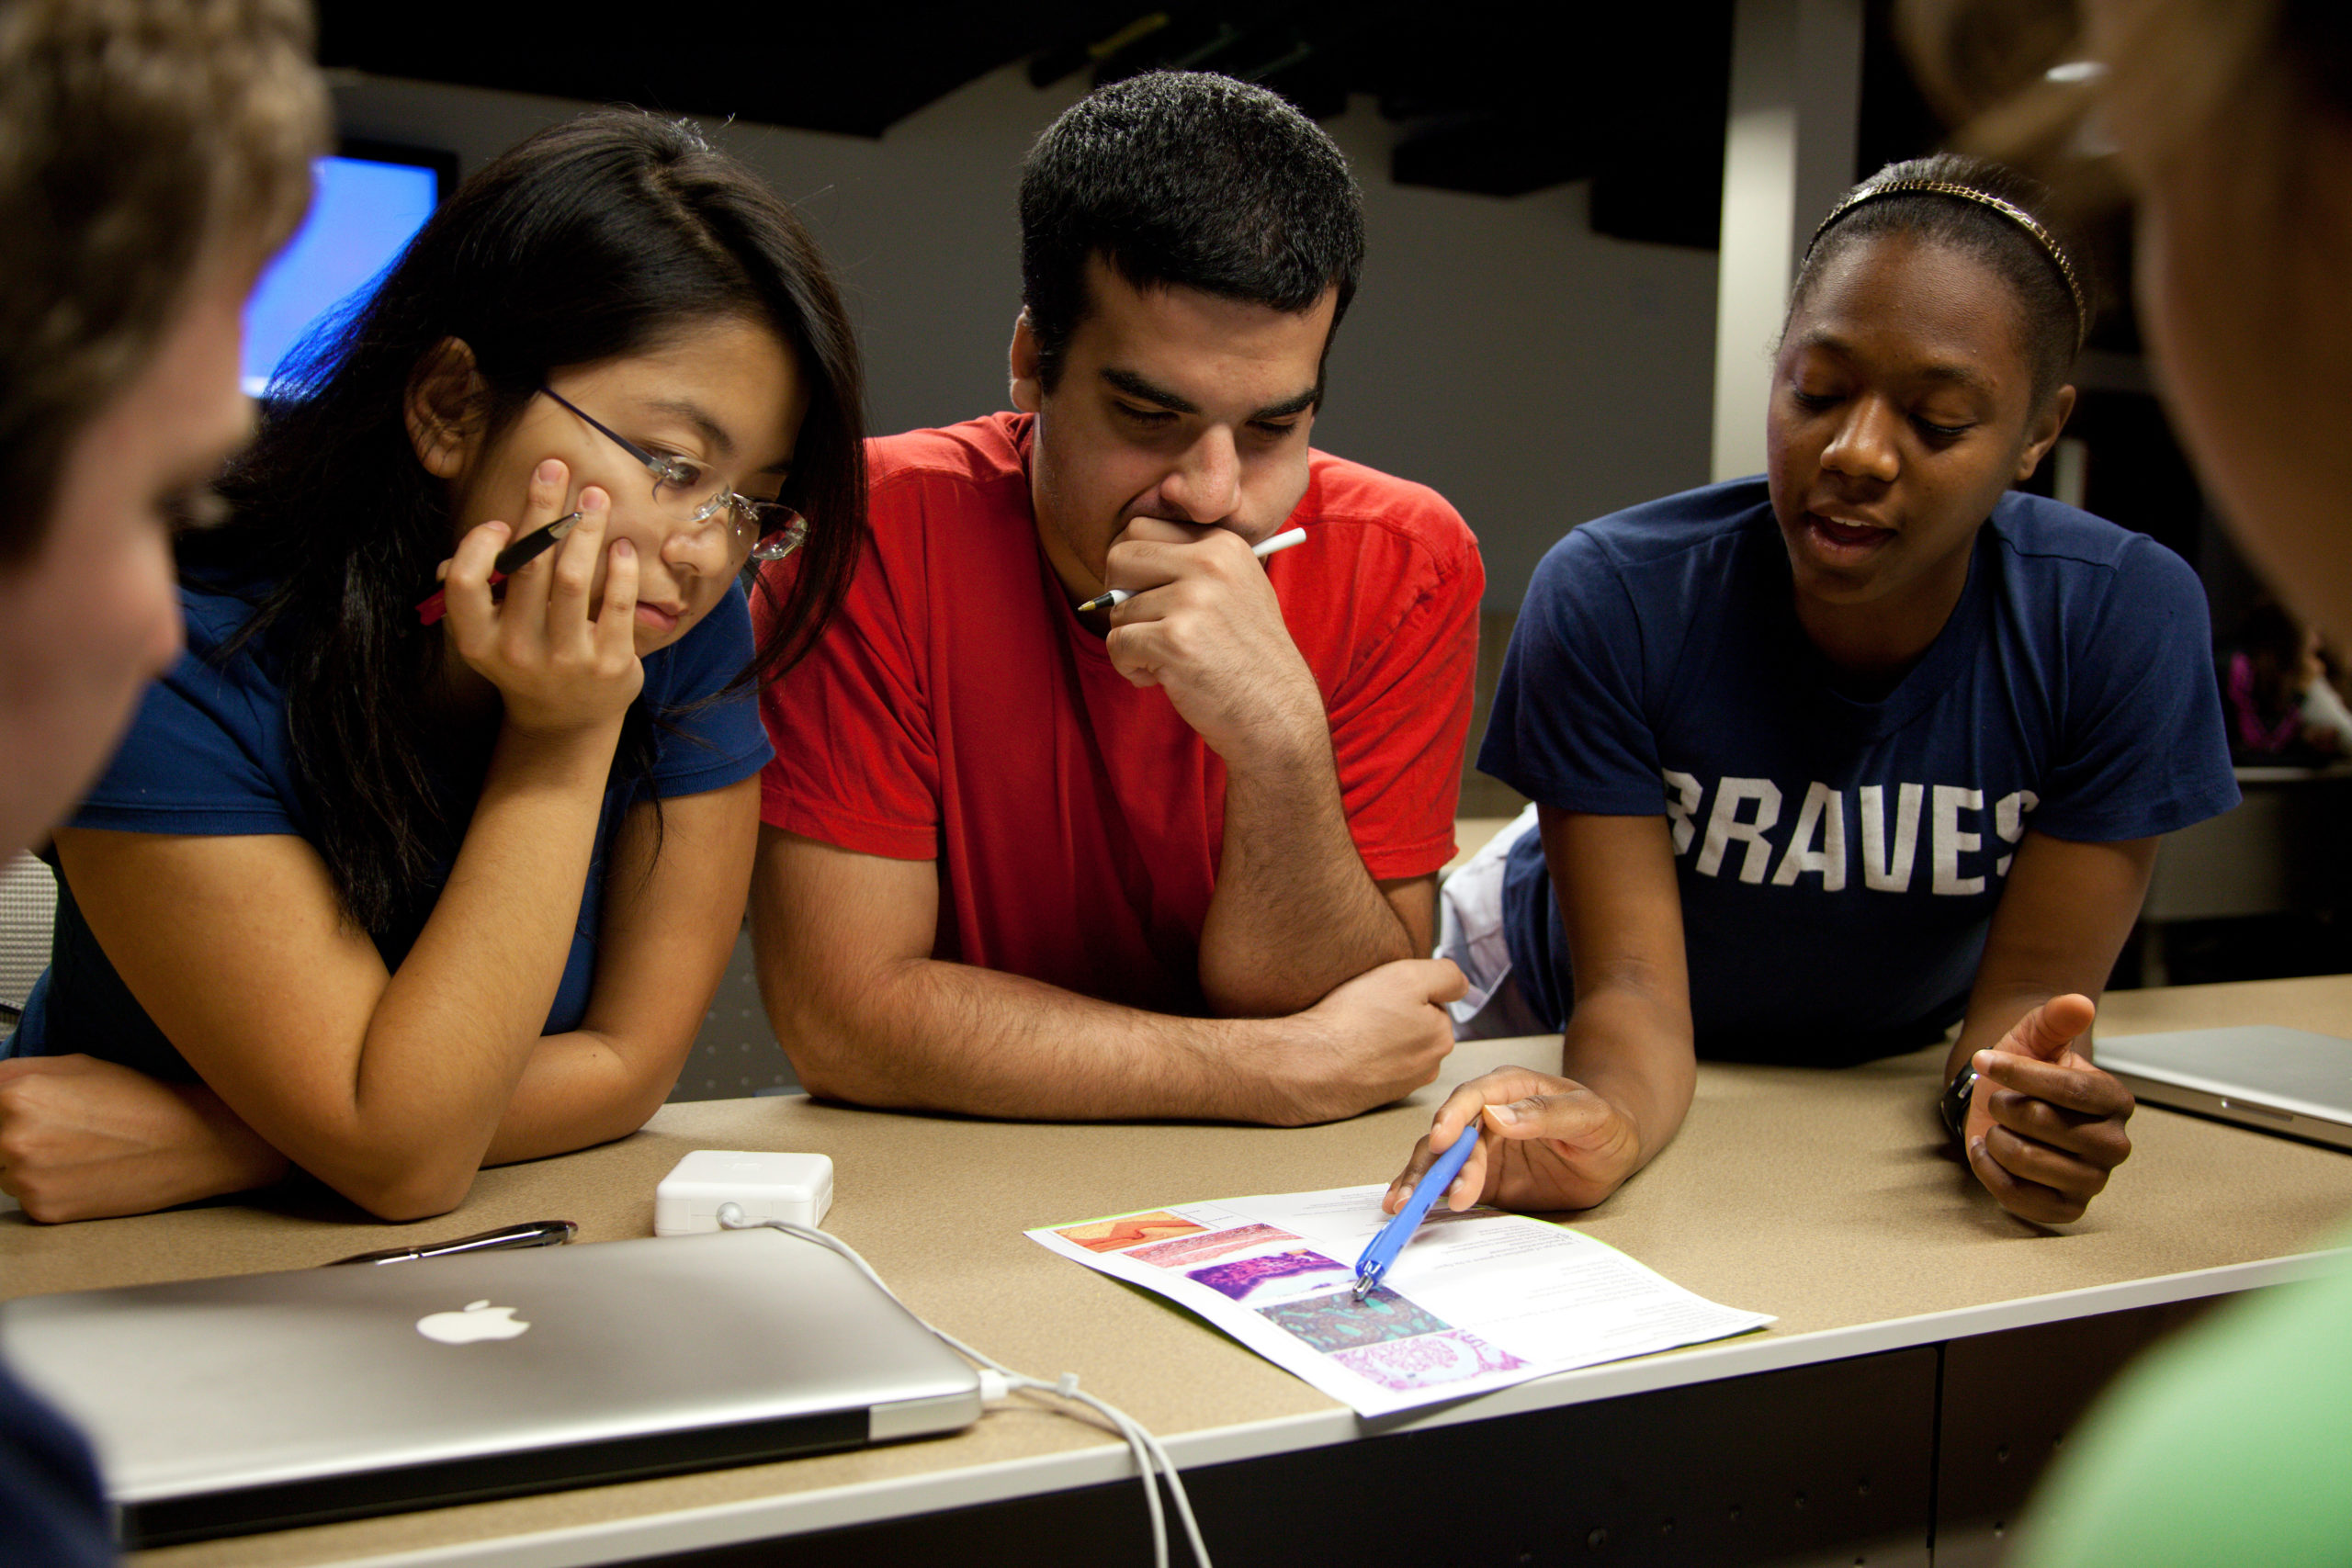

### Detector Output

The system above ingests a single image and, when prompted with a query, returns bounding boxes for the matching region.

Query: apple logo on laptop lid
[415,1299,531,1345]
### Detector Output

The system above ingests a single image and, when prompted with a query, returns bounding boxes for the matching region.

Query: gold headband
[1807,177,2088,347]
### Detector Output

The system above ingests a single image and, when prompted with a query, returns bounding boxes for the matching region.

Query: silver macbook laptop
[2098,1025,2352,1150]
[0,1226,980,1548]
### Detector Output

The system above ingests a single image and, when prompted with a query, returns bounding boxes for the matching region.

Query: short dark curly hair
[1018,70,1365,392]
[0,0,326,565]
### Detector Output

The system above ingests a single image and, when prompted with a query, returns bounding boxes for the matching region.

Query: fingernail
[1486,1103,1520,1127]
[1971,1135,1987,1160]
[611,538,634,560]
[536,459,562,485]
[581,486,607,513]
[1974,1051,1993,1072]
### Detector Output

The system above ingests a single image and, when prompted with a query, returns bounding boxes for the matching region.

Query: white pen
[1077,526,1309,615]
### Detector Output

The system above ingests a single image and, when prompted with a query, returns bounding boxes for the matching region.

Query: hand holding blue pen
[1351,1125,1478,1300]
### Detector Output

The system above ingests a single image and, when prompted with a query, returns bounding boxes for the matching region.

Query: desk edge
[301,1247,2346,1568]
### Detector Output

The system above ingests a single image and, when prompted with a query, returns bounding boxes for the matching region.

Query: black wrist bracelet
[1939,1064,1980,1141]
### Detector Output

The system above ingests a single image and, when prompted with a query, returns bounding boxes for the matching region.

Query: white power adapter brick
[653,1149,833,1236]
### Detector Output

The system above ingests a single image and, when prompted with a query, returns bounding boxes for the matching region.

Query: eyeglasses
[537,385,807,564]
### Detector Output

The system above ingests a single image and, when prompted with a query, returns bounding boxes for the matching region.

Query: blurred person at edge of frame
[1898,1,2352,1564]
[0,2,326,1562]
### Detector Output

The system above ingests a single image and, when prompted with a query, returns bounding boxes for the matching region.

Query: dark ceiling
[319,2,1946,251]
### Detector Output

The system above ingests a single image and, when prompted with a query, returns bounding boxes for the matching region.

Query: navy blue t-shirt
[1482,479,2237,1063]
[7,580,771,1079]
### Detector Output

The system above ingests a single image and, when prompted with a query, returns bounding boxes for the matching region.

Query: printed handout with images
[1029,1187,1772,1418]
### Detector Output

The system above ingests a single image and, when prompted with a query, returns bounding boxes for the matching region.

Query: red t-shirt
[758,412,1482,1017]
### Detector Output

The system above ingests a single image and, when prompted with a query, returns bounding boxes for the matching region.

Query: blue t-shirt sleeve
[0,1359,111,1568]
[2033,535,2239,841]
[67,603,301,838]
[1478,525,1668,815]
[639,581,773,801]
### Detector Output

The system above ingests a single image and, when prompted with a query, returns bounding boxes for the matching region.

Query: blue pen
[1351,1125,1480,1301]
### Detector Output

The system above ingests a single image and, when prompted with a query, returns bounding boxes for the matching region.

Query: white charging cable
[715,1205,1212,1568]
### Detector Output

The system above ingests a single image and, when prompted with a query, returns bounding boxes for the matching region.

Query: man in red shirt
[752,71,1478,1125]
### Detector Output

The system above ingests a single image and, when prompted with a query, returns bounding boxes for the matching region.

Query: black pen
[328,1219,577,1266]
[413,511,583,626]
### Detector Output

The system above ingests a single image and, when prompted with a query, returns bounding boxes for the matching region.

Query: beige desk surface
[9,976,2352,1568]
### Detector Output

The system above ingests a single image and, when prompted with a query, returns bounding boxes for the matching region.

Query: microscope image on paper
[1184,1249,1351,1303]
[1255,1286,1449,1353]
[1329,1330,1528,1392]
[1125,1224,1300,1269]
[1049,1212,1209,1254]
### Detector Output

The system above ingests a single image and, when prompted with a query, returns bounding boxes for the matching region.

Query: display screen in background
[242,153,441,397]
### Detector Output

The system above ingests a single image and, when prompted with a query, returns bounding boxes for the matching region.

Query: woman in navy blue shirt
[1400,155,2233,1227]
[0,112,866,1224]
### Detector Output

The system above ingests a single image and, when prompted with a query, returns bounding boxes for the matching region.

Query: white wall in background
[1711,0,1862,481]
[332,62,1719,609]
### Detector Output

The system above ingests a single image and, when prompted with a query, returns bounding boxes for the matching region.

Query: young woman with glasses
[0,110,866,1223]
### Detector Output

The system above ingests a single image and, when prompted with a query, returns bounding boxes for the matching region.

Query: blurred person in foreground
[0,0,324,1559]
[1900,0,2352,1562]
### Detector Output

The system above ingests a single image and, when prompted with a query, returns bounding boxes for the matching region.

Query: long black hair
[190,110,866,932]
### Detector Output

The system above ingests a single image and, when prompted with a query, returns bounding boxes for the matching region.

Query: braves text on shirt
[1663,770,2040,895]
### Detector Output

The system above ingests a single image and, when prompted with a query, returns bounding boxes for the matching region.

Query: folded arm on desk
[3,779,753,1224]
[751,827,1462,1127]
